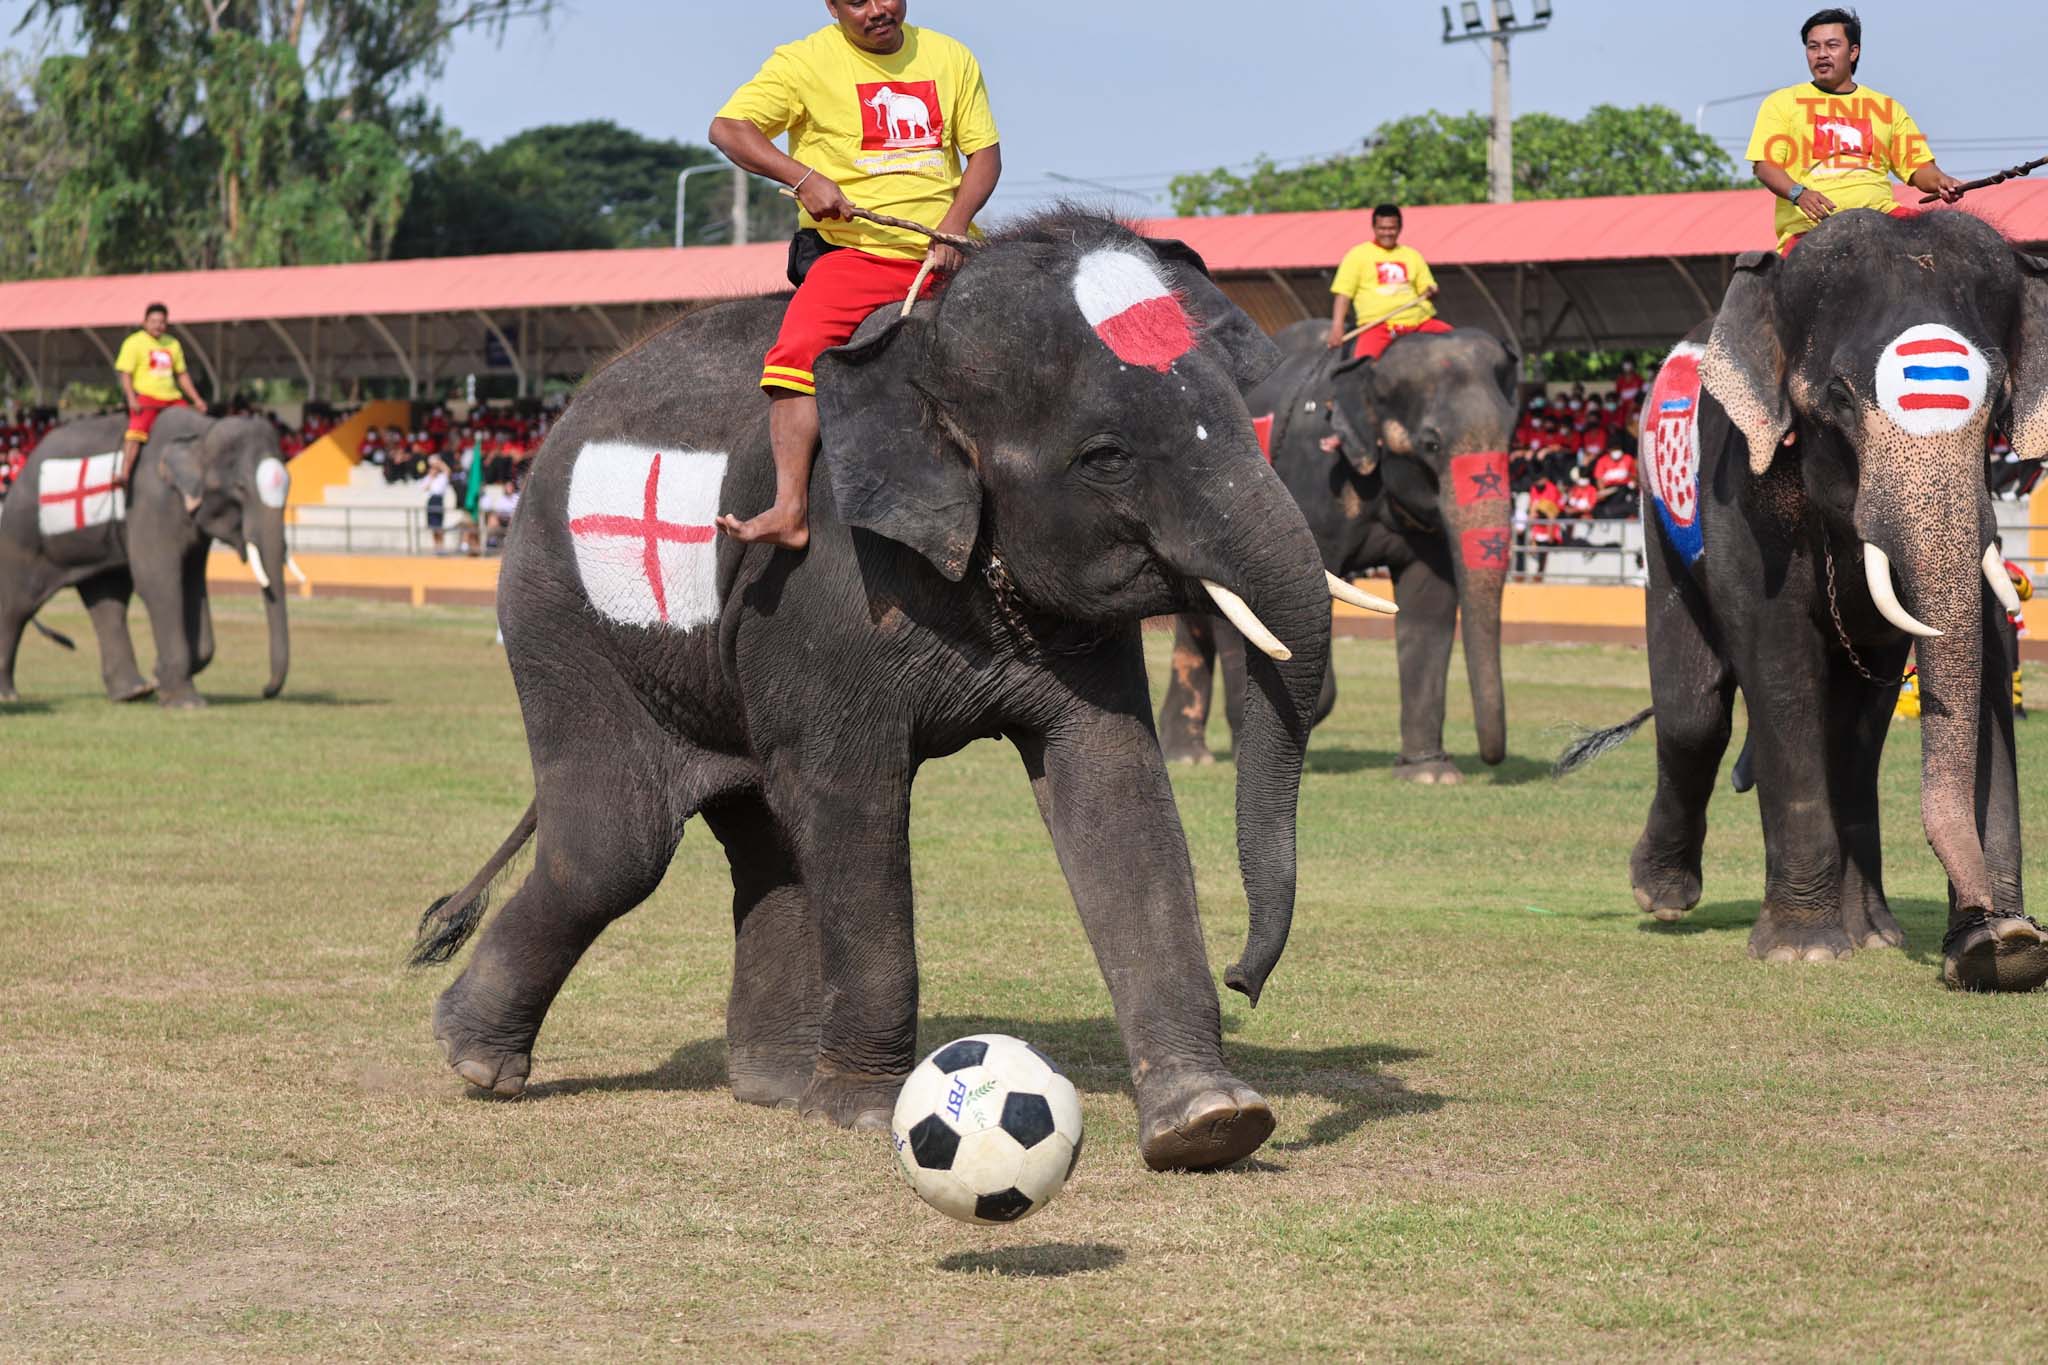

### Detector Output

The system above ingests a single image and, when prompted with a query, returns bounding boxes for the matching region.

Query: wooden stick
[777,187,977,251]
[1339,294,1434,343]
[1918,153,2048,203]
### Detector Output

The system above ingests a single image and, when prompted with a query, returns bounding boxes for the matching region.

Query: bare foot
[716,506,809,550]
[182,494,201,515]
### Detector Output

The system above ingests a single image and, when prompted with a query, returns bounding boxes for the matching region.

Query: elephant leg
[701,793,821,1109]
[433,738,686,1098]
[1016,712,1275,1172]
[130,550,202,708]
[181,548,215,677]
[1743,581,1853,962]
[1827,643,1911,951]
[1390,549,1460,783]
[1155,613,1218,765]
[1630,576,1734,921]
[76,569,153,701]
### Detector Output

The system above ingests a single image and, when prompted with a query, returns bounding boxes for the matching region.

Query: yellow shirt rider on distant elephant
[115,301,210,512]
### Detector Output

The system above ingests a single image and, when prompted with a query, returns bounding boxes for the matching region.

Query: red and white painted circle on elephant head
[1072,248,1195,373]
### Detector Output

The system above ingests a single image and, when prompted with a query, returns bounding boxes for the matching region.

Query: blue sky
[7,0,2044,217]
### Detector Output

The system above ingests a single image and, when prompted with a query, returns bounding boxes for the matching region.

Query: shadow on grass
[1301,745,1551,785]
[0,698,58,715]
[938,1243,1125,1278]
[204,690,382,708]
[530,1017,1448,1153]
[1636,896,1950,967]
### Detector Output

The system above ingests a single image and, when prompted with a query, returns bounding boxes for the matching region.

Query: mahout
[410,212,1361,1170]
[0,408,292,708]
[1157,324,1519,784]
[1561,209,2048,990]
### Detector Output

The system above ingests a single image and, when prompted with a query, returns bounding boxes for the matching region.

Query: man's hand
[1797,188,1837,224]
[796,172,855,222]
[927,242,965,275]
[1916,167,1966,204]
[193,400,210,415]
[1325,327,1347,350]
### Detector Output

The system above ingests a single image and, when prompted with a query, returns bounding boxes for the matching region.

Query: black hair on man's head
[1372,203,1403,223]
[1801,8,1861,72]
[143,302,168,319]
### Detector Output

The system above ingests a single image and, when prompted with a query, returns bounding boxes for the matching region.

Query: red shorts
[762,248,937,394]
[126,394,186,442]
[1780,203,1915,256]
[1351,316,1453,361]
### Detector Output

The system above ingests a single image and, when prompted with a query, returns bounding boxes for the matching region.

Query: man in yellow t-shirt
[1327,204,1451,360]
[1746,8,1963,254]
[707,0,1001,549]
[114,301,209,505]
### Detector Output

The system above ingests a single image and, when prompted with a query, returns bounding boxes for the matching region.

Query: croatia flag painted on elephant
[566,442,726,630]
[37,451,126,538]
[1072,248,1195,373]
[1642,341,1706,566]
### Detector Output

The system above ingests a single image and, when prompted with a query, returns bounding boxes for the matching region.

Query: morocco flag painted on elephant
[565,442,727,630]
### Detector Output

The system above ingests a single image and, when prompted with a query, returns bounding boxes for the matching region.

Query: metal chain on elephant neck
[1822,542,1908,686]
[981,552,1112,658]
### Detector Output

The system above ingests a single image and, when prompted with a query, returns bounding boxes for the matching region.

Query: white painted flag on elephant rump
[565,442,727,631]
[37,452,126,538]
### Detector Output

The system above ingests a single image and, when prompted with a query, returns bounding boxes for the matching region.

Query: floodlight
[1460,2,1483,32]
[1495,0,1516,26]
[1533,0,1553,19]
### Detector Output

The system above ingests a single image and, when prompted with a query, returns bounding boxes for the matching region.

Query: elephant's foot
[0,686,18,705]
[432,986,534,1098]
[1631,867,1701,923]
[1841,892,1906,952]
[1161,741,1217,767]
[110,679,156,703]
[1748,905,1856,963]
[1942,911,2048,993]
[797,1063,905,1132]
[1136,1074,1275,1172]
[1392,752,1461,785]
[728,1043,817,1110]
[157,688,206,711]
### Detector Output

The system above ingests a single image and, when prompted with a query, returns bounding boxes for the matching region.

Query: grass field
[4,595,2046,1360]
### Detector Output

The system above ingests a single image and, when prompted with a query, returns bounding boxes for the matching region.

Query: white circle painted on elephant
[256,456,290,509]
[1874,323,1987,437]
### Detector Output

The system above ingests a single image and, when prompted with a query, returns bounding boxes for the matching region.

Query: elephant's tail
[1552,707,1654,778]
[30,618,76,651]
[408,801,537,967]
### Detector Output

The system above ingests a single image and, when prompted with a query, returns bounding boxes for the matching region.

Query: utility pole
[1441,1,1553,205]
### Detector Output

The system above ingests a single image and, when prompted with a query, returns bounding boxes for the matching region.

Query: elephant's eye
[1073,435,1133,482]
[1823,377,1859,429]
[1418,428,1445,456]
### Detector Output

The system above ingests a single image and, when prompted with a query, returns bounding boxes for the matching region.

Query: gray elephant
[0,409,292,707]
[409,213,1349,1171]
[1158,325,1519,783]
[1562,209,2048,991]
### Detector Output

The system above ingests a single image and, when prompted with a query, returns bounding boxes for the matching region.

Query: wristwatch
[1787,184,1806,204]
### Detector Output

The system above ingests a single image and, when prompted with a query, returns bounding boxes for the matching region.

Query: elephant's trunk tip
[1222,961,1266,1008]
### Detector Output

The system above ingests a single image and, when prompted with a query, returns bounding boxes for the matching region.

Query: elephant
[407,212,1348,1171]
[1563,209,2048,991]
[1157,323,1519,783]
[0,408,292,708]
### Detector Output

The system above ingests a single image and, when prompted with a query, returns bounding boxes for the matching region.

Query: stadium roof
[4,181,2045,404]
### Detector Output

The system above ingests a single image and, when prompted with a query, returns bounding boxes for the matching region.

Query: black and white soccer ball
[889,1033,1084,1225]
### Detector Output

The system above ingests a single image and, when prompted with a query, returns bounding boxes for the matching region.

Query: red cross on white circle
[40,455,119,531]
[566,451,716,623]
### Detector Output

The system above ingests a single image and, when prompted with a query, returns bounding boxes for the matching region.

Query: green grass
[3,596,2046,1360]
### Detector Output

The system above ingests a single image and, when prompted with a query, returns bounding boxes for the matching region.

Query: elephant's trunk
[1441,456,1511,765]
[253,513,290,699]
[1205,497,1331,1007]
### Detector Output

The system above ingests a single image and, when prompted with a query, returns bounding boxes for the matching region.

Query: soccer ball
[889,1034,1084,1225]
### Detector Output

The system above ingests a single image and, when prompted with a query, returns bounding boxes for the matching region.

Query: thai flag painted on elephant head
[1875,324,1988,437]
[1072,248,1195,373]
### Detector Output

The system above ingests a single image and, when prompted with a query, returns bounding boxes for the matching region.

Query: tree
[392,120,797,258]
[0,52,77,279]
[14,0,553,273]
[1170,105,1739,216]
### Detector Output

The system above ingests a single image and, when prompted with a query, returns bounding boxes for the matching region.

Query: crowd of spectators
[0,408,61,500]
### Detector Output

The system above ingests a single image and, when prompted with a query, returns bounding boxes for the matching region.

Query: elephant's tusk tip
[1200,578,1291,660]
[1326,570,1398,615]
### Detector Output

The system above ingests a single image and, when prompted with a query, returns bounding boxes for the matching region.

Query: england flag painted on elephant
[566,442,726,630]
[1642,342,1705,566]
[37,451,126,538]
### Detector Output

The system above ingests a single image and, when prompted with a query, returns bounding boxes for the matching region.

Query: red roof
[1138,180,2048,270]
[4,181,2045,331]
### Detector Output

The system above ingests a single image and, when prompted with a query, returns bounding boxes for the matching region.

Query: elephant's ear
[1493,337,1523,405]
[1701,249,1794,476]
[816,314,981,582]
[1144,236,1283,389]
[2008,251,2048,458]
[155,431,206,497]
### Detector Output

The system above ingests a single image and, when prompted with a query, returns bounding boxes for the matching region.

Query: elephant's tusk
[1326,571,1398,615]
[246,545,272,592]
[1862,543,1941,638]
[1983,544,2023,616]
[1202,579,1292,661]
[285,554,310,586]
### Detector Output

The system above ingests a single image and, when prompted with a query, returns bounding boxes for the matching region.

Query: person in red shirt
[1613,358,1644,406]
[1562,467,1601,519]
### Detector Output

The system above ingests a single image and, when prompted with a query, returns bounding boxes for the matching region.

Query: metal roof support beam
[77,327,117,367]
[474,309,526,396]
[0,332,42,402]
[1549,269,1602,350]
[1665,256,1715,323]
[264,318,316,394]
[1265,270,1311,323]
[583,305,626,351]
[359,313,418,396]
[1456,265,1517,346]
[171,324,221,401]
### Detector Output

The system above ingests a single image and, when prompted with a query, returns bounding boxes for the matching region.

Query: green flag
[462,434,485,516]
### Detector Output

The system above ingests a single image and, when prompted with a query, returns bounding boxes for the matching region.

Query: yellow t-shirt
[1331,242,1438,329]
[115,330,186,402]
[716,24,998,260]
[1746,82,1934,247]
